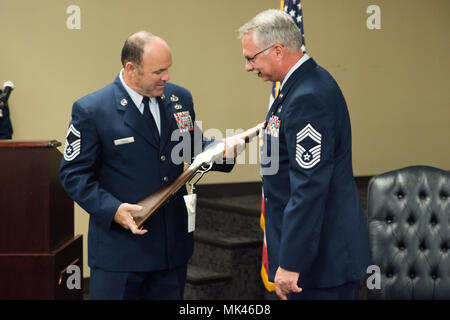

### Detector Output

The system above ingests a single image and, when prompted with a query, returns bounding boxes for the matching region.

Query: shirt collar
[119,69,156,110]
[280,53,310,91]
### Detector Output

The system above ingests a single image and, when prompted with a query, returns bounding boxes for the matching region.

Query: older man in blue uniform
[238,10,371,300]
[60,31,242,299]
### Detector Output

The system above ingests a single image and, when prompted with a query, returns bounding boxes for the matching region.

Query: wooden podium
[0,140,83,299]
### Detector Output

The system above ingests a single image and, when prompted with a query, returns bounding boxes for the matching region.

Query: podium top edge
[0,140,62,148]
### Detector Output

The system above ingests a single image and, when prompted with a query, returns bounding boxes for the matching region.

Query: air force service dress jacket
[0,88,13,139]
[262,58,371,289]
[59,74,232,272]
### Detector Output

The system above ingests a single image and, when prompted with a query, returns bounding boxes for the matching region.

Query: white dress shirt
[280,53,310,91]
[119,69,161,134]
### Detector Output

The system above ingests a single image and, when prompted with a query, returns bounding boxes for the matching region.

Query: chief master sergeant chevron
[238,10,371,300]
[59,31,244,300]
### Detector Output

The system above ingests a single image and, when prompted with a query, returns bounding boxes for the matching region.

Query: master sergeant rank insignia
[64,124,81,161]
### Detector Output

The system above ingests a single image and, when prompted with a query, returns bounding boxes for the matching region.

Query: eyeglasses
[245,45,275,63]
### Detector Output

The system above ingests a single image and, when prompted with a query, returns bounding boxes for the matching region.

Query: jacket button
[163,176,169,182]
[160,155,166,161]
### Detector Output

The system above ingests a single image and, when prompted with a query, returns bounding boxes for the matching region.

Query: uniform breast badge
[170,94,179,102]
[265,115,281,137]
[173,111,194,133]
[277,105,283,113]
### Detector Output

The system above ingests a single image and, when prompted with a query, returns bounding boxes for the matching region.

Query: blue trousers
[289,280,361,300]
[89,264,187,300]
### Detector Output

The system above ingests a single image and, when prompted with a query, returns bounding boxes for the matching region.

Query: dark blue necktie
[142,96,160,143]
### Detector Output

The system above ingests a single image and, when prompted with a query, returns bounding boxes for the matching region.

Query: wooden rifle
[132,122,265,228]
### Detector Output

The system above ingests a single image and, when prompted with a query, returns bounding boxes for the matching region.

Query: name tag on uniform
[114,136,135,146]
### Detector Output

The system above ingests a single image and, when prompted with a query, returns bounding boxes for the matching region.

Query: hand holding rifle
[126,121,266,230]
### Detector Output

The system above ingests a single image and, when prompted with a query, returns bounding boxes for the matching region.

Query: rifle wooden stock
[133,168,197,228]
[132,122,265,228]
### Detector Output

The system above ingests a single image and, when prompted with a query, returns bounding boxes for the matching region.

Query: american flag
[271,0,306,99]
[260,0,306,293]
[283,0,306,53]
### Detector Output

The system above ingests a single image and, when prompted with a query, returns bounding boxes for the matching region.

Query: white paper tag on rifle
[183,193,197,233]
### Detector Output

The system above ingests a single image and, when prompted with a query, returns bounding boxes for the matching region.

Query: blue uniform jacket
[262,58,371,288]
[59,74,232,272]
[0,89,13,139]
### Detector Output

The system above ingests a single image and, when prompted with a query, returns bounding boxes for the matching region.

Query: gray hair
[237,9,302,53]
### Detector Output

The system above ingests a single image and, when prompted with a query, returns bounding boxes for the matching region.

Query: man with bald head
[60,31,241,299]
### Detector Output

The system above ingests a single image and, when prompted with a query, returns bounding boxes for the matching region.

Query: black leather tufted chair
[367,166,450,299]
